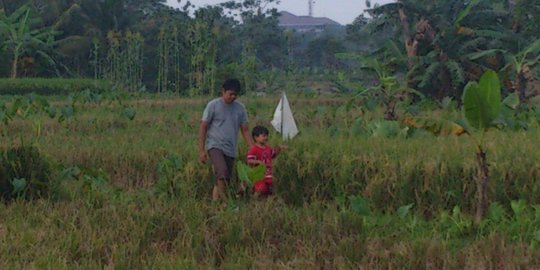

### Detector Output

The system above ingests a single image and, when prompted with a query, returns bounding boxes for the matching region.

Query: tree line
[1,0,539,99]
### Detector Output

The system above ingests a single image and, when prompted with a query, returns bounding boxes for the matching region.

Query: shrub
[0,78,113,96]
[0,146,51,200]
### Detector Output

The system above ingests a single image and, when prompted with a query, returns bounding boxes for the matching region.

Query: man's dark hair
[222,78,241,93]
[252,125,269,139]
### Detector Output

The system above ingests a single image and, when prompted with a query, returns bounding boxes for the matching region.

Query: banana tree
[0,5,55,78]
[467,39,540,104]
[337,53,424,120]
[367,0,511,100]
[509,0,540,37]
[404,70,504,224]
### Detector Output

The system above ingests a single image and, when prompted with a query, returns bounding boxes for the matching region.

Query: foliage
[367,120,407,138]
[1,0,538,98]
[466,39,540,103]
[0,145,51,200]
[364,0,540,101]
[1,194,539,268]
[236,162,265,185]
[0,5,57,78]
[403,71,504,135]
[404,70,505,223]
[0,94,539,222]
[348,195,371,216]
[337,53,423,120]
[403,117,466,136]
[121,107,137,121]
[186,6,228,95]
[153,153,185,197]
[104,31,144,92]
[511,0,540,38]
[0,78,112,95]
[462,70,502,131]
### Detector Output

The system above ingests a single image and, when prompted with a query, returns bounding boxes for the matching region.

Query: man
[198,78,253,205]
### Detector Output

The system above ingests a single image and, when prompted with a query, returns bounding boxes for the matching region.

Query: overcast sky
[166,0,395,25]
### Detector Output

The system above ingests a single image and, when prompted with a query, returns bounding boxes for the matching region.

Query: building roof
[278,11,341,27]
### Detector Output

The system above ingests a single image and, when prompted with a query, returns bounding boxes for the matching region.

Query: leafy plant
[511,199,528,220]
[404,70,505,223]
[58,105,74,122]
[349,195,371,216]
[0,145,51,200]
[437,205,473,239]
[336,54,423,120]
[467,39,540,104]
[335,194,372,217]
[462,70,502,130]
[154,153,184,197]
[121,107,137,121]
[0,5,57,78]
[397,203,414,219]
[368,120,408,138]
[485,202,506,224]
[11,178,27,196]
[236,162,265,186]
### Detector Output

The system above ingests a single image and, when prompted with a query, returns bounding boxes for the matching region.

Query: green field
[2,0,540,267]
[0,94,539,268]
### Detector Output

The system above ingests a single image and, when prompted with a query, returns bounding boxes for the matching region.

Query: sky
[166,0,395,25]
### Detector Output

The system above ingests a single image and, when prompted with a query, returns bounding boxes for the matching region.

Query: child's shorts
[252,181,272,197]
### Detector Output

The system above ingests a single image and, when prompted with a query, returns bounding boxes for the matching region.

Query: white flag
[271,92,299,140]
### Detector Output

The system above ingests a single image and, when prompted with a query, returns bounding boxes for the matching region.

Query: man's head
[252,125,269,145]
[221,78,241,104]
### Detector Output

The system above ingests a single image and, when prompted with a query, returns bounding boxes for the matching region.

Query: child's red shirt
[247,144,276,184]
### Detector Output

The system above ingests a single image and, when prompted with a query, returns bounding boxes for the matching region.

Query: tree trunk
[516,68,527,104]
[384,101,397,121]
[398,8,417,67]
[512,21,521,33]
[11,52,19,79]
[508,0,521,33]
[475,147,489,225]
[438,59,452,100]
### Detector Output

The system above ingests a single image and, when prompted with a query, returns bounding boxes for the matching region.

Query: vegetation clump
[0,78,112,96]
[0,145,51,200]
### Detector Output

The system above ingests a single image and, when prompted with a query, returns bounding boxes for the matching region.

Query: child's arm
[247,159,264,166]
[272,144,288,158]
[247,147,264,166]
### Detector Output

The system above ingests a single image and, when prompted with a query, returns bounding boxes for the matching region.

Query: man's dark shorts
[208,148,234,182]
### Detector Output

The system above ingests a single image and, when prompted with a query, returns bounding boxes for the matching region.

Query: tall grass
[0,95,539,268]
[0,197,538,268]
[4,96,538,211]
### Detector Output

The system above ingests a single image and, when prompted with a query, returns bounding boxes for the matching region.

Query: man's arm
[198,121,209,163]
[240,123,254,147]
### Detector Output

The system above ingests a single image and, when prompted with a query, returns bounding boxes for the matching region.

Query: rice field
[0,94,539,268]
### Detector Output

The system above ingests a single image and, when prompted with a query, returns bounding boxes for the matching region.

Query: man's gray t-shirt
[202,98,248,157]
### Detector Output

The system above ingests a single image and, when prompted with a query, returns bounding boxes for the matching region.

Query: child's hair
[222,78,241,93]
[252,125,269,139]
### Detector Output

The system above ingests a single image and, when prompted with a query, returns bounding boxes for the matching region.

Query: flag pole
[281,91,284,140]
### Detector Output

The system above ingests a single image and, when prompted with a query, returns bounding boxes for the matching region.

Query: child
[246,125,286,197]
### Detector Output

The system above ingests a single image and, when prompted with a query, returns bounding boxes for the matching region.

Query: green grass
[0,94,540,268]
[0,78,112,95]
[0,197,538,268]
